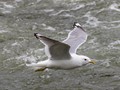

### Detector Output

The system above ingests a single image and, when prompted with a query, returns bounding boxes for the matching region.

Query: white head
[79,55,95,65]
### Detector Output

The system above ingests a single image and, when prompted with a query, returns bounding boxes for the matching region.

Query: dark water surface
[0,0,120,90]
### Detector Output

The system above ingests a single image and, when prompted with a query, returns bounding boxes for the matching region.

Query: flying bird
[27,22,95,71]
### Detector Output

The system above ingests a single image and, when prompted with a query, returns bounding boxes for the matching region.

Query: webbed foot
[35,67,46,72]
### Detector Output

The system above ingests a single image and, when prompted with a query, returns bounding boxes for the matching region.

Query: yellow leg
[35,67,46,72]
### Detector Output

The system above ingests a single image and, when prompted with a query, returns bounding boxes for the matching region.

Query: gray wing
[63,22,88,54]
[34,33,71,60]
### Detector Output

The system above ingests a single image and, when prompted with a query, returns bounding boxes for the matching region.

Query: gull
[27,22,95,71]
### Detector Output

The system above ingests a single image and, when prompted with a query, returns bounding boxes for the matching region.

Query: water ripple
[108,40,120,50]
[0,2,15,14]
[83,11,100,27]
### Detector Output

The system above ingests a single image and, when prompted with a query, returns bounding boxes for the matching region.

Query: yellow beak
[89,60,96,64]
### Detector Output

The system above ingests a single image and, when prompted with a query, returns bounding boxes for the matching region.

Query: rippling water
[0,0,120,90]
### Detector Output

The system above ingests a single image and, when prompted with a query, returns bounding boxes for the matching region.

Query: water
[0,0,120,90]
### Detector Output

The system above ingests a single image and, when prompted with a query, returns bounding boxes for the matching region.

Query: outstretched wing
[34,33,71,60]
[63,22,88,54]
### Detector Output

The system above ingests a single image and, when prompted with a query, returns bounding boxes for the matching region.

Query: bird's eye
[84,59,87,61]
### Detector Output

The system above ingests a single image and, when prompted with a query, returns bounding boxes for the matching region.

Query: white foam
[4,3,15,9]
[100,20,120,29]
[2,47,11,54]
[50,3,85,16]
[11,41,21,46]
[71,4,85,10]
[44,26,56,31]
[60,13,75,17]
[83,12,100,27]
[100,59,111,67]
[86,1,96,6]
[110,40,120,45]
[50,9,69,16]
[108,40,120,50]
[42,23,56,31]
[36,0,42,3]
[2,10,12,14]
[0,30,9,33]
[15,0,23,2]
[40,75,50,79]
[16,54,37,63]
[109,3,120,12]
[43,9,54,13]
[88,37,97,44]
[0,2,15,14]
[34,48,44,54]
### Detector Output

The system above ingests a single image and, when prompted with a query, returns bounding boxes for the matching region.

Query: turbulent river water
[0,0,120,90]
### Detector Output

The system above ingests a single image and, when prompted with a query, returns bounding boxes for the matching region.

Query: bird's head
[79,55,96,65]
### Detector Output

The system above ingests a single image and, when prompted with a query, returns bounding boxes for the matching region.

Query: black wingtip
[73,22,86,31]
[73,22,82,28]
[73,22,77,28]
[34,33,39,39]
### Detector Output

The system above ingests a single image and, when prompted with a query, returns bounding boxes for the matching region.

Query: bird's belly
[48,60,79,70]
